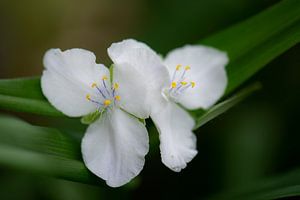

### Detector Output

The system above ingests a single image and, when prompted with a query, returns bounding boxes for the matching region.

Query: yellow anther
[171,81,177,88]
[91,83,97,88]
[86,94,91,101]
[191,81,196,88]
[113,83,119,90]
[114,95,121,101]
[185,66,191,71]
[176,64,182,71]
[102,75,108,80]
[103,99,111,106]
[181,81,188,85]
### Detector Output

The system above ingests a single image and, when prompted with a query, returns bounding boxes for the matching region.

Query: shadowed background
[1,0,300,199]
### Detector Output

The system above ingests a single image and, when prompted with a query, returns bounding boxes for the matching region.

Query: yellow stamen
[191,81,196,88]
[114,95,121,101]
[102,75,108,80]
[86,94,91,101]
[104,99,111,106]
[185,66,191,71]
[91,82,97,88]
[113,83,119,90]
[171,81,177,88]
[176,64,182,71]
[181,81,187,85]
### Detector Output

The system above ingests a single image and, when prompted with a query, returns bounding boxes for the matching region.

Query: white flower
[108,39,228,172]
[41,48,151,187]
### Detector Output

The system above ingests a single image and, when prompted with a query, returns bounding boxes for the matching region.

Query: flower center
[86,75,121,110]
[163,64,196,102]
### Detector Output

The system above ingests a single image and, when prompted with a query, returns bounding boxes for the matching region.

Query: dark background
[0,0,300,199]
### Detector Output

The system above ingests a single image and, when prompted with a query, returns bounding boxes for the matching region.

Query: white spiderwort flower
[108,39,228,172]
[41,48,151,187]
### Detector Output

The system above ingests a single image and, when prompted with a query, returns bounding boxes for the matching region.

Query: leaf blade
[224,21,300,94]
[0,94,63,116]
[0,115,101,185]
[0,77,44,99]
[193,83,261,130]
[207,168,300,200]
[201,0,300,94]
[201,0,300,62]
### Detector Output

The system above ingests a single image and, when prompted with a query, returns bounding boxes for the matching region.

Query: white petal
[164,45,228,109]
[41,48,109,117]
[81,108,149,187]
[108,39,170,118]
[112,63,150,119]
[151,101,197,172]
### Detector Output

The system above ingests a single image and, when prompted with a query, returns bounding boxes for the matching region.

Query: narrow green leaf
[0,145,97,184]
[0,77,63,116]
[0,115,101,185]
[225,22,300,93]
[193,83,261,130]
[0,94,63,116]
[0,115,78,159]
[207,168,300,200]
[201,0,300,93]
[202,0,300,62]
[0,76,44,99]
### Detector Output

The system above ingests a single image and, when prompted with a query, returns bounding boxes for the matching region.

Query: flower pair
[41,39,228,187]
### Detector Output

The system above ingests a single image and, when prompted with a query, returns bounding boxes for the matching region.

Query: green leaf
[207,168,300,200]
[224,23,300,94]
[0,77,63,116]
[0,145,96,184]
[0,115,101,185]
[0,94,63,116]
[0,76,44,99]
[192,83,261,130]
[201,0,300,93]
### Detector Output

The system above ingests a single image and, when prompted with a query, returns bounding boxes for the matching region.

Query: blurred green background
[1,0,300,199]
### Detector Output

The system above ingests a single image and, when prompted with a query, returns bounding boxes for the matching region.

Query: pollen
[102,75,108,80]
[86,94,91,101]
[191,81,196,88]
[104,99,111,106]
[180,81,188,85]
[91,82,97,88]
[171,81,177,88]
[184,66,191,71]
[176,64,182,71]
[114,95,121,101]
[113,83,119,89]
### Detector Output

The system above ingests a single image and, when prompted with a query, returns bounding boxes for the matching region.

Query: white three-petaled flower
[41,48,152,187]
[109,39,228,172]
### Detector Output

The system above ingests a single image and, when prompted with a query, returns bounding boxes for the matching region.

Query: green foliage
[0,77,44,99]
[192,83,261,130]
[201,0,300,93]
[0,94,62,116]
[0,77,62,116]
[0,115,101,185]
